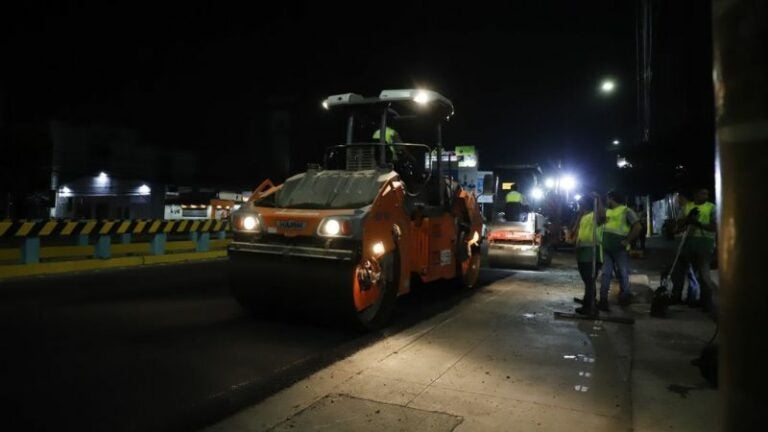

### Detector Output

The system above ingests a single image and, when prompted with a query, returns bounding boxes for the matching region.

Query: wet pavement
[0,259,506,432]
[0,238,720,431]
[206,244,720,432]
[206,259,638,431]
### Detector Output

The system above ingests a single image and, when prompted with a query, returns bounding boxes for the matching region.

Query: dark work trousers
[672,257,697,301]
[671,255,689,301]
[578,261,601,308]
[672,250,716,312]
[600,249,630,301]
[504,202,523,222]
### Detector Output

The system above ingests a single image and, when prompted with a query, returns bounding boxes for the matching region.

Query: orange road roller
[228,89,483,330]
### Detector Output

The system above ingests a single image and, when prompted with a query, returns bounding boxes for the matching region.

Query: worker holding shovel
[574,193,605,317]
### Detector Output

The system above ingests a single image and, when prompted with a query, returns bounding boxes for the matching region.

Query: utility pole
[713,0,768,429]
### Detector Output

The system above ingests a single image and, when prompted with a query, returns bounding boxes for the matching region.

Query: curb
[0,250,227,280]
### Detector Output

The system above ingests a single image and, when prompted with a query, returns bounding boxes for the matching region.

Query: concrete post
[217,230,226,240]
[150,233,166,256]
[196,232,210,252]
[713,0,768,429]
[120,233,132,244]
[21,237,40,264]
[95,235,111,259]
[77,235,89,246]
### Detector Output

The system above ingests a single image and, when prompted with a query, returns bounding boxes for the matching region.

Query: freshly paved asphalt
[0,259,510,432]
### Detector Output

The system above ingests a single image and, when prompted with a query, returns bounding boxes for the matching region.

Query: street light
[544,178,556,189]
[530,187,544,201]
[96,171,109,186]
[612,139,620,145]
[561,175,577,191]
[600,79,616,94]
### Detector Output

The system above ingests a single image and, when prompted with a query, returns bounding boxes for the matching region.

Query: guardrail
[0,219,232,279]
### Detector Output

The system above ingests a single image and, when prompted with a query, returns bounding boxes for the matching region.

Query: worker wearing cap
[598,190,642,311]
[504,183,526,222]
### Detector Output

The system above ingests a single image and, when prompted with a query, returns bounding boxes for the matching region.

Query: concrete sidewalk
[628,279,722,432]
[204,262,720,432]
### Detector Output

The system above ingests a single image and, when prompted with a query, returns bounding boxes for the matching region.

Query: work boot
[597,299,611,312]
[575,305,598,319]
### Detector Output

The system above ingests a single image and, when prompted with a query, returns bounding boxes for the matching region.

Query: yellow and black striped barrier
[0,219,230,239]
[0,219,231,269]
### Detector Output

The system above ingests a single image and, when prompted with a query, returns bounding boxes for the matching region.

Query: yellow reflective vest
[687,202,715,239]
[602,205,631,251]
[372,127,398,160]
[685,201,716,253]
[505,191,523,203]
[576,211,604,262]
[604,205,630,236]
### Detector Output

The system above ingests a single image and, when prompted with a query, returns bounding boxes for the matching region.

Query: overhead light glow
[530,187,545,200]
[544,178,556,189]
[322,100,329,110]
[413,91,430,105]
[60,186,72,194]
[612,139,620,145]
[617,157,631,168]
[574,194,583,201]
[561,175,577,191]
[95,171,109,186]
[138,184,151,195]
[600,79,616,93]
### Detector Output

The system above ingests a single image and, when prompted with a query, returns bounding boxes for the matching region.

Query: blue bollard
[189,232,199,243]
[217,230,226,240]
[120,233,132,244]
[21,237,40,264]
[77,234,89,246]
[196,232,210,252]
[95,235,111,259]
[150,233,166,255]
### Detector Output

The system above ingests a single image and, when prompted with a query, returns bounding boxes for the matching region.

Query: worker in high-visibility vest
[574,193,605,317]
[503,183,527,222]
[372,127,402,161]
[671,188,717,314]
[671,191,700,306]
[598,190,643,311]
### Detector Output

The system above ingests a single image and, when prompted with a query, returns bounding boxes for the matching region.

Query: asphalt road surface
[0,259,511,432]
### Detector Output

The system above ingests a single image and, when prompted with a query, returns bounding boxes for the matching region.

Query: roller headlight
[371,241,385,256]
[242,215,259,231]
[323,219,341,236]
[318,217,352,237]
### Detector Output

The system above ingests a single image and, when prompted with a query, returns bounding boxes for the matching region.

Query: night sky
[2,1,714,197]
